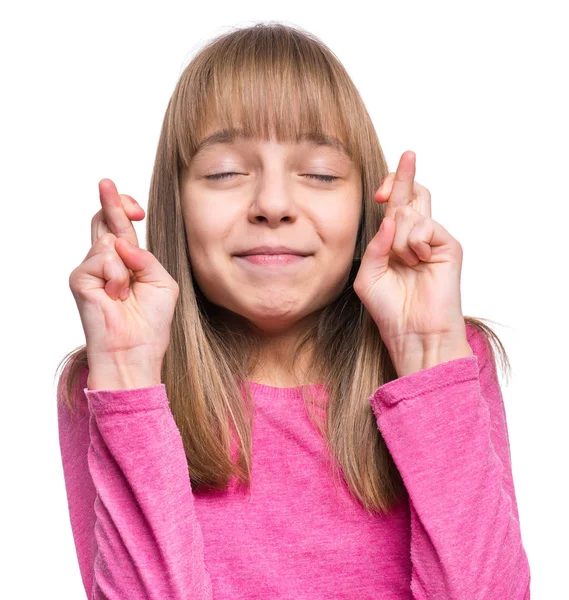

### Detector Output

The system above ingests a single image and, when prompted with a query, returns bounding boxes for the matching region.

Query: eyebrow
[193,128,351,160]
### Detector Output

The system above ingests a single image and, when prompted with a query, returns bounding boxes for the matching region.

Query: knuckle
[103,253,129,281]
[114,223,133,236]
[352,280,362,297]
[101,249,122,267]
[68,267,87,296]
[68,270,78,290]
[392,240,405,254]
[97,232,117,247]
[394,206,408,221]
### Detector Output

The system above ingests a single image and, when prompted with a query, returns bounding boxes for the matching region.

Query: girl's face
[180,128,362,334]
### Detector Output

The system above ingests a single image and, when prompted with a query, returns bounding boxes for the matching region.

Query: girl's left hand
[353,151,472,376]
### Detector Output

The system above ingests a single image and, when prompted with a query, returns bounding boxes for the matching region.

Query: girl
[56,22,530,599]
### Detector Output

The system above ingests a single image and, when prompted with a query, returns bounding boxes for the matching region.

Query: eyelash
[205,172,339,183]
[305,174,339,183]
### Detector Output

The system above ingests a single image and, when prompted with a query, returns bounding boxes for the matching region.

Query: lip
[234,245,311,257]
[236,254,308,266]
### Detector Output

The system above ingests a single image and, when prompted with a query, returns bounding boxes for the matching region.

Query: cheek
[318,194,361,248]
[183,197,235,257]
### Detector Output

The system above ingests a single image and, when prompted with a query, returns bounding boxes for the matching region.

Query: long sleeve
[57,366,213,600]
[369,325,531,599]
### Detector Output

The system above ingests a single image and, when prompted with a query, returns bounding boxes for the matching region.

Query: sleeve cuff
[84,383,168,415]
[369,354,479,410]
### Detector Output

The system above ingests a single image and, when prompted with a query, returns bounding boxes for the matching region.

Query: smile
[235,254,309,266]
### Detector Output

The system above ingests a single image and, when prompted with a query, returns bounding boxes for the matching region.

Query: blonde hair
[56,21,511,515]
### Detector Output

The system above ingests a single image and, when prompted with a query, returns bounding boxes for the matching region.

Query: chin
[234,298,316,334]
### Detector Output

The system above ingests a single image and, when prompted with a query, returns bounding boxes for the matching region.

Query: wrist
[87,371,163,391]
[86,353,163,391]
[388,335,473,378]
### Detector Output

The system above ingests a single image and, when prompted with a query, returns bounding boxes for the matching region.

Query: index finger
[387,150,416,211]
[98,178,140,247]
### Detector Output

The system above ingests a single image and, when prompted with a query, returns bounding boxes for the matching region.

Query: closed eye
[205,173,339,183]
[304,174,339,183]
[205,172,241,180]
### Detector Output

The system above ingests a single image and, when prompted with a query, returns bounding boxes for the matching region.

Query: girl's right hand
[69,178,180,389]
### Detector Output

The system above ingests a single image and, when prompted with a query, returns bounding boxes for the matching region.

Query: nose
[248,169,299,228]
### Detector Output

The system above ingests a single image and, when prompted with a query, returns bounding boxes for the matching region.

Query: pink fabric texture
[57,323,530,599]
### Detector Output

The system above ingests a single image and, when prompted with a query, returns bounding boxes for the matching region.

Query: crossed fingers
[375,151,432,220]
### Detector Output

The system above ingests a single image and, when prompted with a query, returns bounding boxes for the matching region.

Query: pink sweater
[57,323,531,599]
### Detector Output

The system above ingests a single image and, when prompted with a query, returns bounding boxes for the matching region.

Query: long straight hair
[56,22,511,515]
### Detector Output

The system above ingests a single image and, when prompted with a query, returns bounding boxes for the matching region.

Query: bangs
[174,25,361,171]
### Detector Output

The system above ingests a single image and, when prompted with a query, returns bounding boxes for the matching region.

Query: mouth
[235,254,310,266]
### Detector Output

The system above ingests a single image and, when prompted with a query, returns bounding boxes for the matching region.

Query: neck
[216,306,324,387]
[247,313,321,387]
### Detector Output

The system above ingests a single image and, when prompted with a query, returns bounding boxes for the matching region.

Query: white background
[2,1,566,597]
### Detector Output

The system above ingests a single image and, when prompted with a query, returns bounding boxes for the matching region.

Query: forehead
[193,127,351,161]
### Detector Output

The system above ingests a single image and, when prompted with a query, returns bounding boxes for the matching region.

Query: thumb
[114,237,165,283]
[359,216,396,276]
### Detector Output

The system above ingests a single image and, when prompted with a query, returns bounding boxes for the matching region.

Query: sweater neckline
[244,380,326,400]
